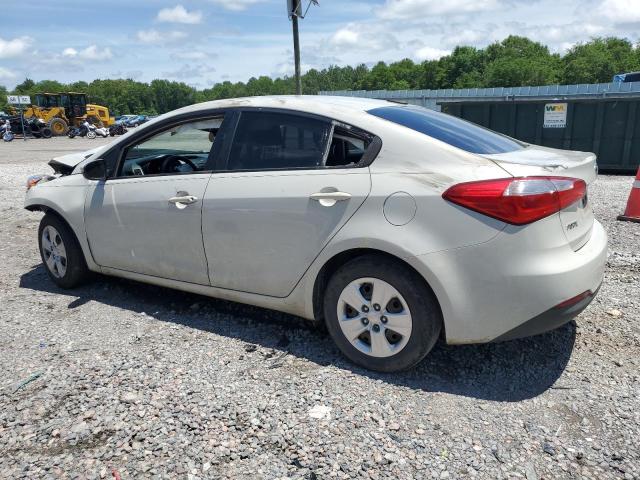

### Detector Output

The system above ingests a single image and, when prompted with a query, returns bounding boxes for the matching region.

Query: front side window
[227,111,331,170]
[368,105,525,154]
[118,117,224,177]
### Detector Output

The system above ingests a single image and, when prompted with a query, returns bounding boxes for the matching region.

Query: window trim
[107,109,232,180]
[216,107,381,174]
[103,107,383,179]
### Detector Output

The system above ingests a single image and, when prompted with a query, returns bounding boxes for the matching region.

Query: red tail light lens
[442,176,586,225]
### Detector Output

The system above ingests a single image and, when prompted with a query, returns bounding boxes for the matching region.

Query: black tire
[323,255,442,372]
[49,117,68,136]
[40,127,53,139]
[38,213,90,289]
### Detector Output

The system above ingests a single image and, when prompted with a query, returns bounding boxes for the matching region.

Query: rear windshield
[368,105,525,154]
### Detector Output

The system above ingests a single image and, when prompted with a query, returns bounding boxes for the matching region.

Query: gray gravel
[1,137,639,479]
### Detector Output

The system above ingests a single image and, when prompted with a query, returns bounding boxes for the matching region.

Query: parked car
[115,115,137,126]
[124,115,149,128]
[24,96,607,372]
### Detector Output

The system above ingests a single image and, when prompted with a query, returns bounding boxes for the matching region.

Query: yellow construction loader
[21,92,114,135]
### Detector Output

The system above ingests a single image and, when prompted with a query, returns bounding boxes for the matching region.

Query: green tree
[436,46,486,88]
[0,85,8,111]
[14,78,36,94]
[5,35,639,113]
[563,37,640,84]
[483,36,561,87]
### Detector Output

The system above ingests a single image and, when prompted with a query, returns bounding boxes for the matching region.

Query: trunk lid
[484,145,597,251]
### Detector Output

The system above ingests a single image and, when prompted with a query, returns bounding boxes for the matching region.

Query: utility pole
[291,4,302,95]
[288,0,318,96]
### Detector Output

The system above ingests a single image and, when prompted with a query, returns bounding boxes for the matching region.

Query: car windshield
[368,105,525,154]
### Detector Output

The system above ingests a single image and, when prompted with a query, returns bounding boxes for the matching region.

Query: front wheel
[38,214,90,289]
[49,118,68,136]
[323,255,442,372]
[2,132,14,142]
[87,131,97,139]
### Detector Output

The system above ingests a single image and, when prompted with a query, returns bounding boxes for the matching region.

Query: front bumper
[408,217,608,344]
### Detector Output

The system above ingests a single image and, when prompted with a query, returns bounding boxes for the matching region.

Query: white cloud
[171,51,214,61]
[597,0,640,23]
[415,46,450,60]
[0,36,33,59]
[79,45,113,60]
[208,0,265,12]
[378,0,501,19]
[326,22,399,55]
[137,30,188,44]
[330,27,359,46]
[157,5,203,24]
[162,63,216,80]
[0,67,16,79]
[61,45,112,61]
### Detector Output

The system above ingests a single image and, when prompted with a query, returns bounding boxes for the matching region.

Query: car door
[84,115,230,285]
[202,110,373,297]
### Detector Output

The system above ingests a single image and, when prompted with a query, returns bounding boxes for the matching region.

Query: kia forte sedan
[24,96,607,372]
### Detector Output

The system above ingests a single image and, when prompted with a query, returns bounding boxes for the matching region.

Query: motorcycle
[94,126,110,138]
[27,118,53,139]
[109,124,128,136]
[1,119,13,142]
[68,121,97,139]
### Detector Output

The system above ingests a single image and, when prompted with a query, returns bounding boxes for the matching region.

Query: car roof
[175,95,394,118]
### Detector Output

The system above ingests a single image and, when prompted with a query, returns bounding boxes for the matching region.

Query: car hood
[48,145,108,175]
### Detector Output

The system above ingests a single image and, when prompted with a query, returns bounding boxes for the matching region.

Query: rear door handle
[310,191,351,207]
[168,193,198,209]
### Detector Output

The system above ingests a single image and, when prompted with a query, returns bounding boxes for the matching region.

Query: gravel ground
[0,137,639,479]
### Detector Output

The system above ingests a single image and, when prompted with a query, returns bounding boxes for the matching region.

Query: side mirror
[83,158,107,181]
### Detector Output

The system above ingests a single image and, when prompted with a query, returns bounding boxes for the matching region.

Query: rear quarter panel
[294,125,512,319]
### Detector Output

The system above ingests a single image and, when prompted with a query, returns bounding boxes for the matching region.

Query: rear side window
[368,105,524,154]
[227,111,331,170]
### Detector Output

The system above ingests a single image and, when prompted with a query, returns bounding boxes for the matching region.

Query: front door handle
[310,191,351,207]
[168,193,198,209]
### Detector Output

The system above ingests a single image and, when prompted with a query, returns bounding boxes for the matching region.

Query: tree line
[1,36,639,116]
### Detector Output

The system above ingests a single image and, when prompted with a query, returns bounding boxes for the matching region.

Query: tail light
[442,176,586,225]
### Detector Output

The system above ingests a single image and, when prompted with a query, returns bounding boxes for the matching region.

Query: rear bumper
[492,284,600,342]
[408,217,608,344]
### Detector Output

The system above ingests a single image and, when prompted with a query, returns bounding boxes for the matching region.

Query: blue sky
[1,0,639,89]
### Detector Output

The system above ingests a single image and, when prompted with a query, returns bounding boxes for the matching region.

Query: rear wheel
[38,214,89,289]
[323,255,442,372]
[49,118,68,136]
[40,127,53,139]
